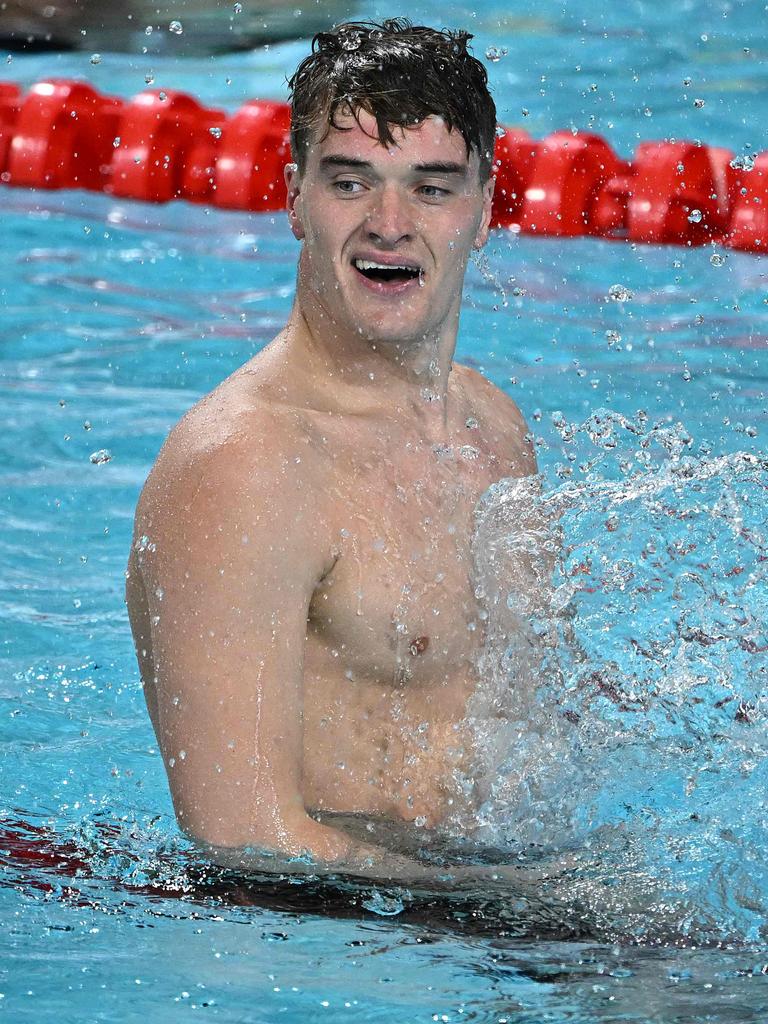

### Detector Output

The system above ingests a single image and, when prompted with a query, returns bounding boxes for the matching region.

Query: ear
[473,175,496,250]
[284,162,305,241]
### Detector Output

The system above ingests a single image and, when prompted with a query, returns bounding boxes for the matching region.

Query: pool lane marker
[1,79,765,252]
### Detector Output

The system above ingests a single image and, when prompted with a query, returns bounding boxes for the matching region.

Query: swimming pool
[2,1,768,1020]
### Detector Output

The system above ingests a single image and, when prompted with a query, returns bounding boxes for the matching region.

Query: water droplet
[485,45,508,62]
[339,29,362,50]
[643,106,652,117]
[158,91,167,101]
[687,208,703,223]
[209,126,222,139]
[521,107,530,117]
[465,416,479,430]
[682,367,692,381]
[168,757,176,767]
[414,815,427,827]
[361,890,406,916]
[179,749,186,760]
[607,283,633,302]
[144,72,154,85]
[90,53,102,65]
[154,586,164,600]
[233,1,243,11]
[169,20,183,34]
[89,448,111,464]
[145,24,153,35]
[495,125,506,138]
[693,97,705,108]
[605,329,622,348]
[112,136,121,148]
[710,251,726,267]
[730,152,756,172]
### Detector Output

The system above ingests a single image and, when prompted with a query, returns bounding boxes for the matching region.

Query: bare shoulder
[453,362,537,474]
[133,377,336,565]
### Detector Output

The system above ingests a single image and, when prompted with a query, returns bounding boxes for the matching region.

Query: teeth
[354,259,418,272]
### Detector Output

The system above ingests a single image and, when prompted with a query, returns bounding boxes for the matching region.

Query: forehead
[306,107,475,172]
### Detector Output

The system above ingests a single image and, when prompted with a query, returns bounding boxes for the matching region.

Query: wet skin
[126,110,537,877]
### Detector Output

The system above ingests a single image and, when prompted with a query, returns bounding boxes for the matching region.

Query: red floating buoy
[0,78,765,254]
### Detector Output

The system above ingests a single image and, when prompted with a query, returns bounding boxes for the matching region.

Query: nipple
[409,636,430,656]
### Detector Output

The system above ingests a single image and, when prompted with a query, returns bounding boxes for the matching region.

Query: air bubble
[169,20,183,34]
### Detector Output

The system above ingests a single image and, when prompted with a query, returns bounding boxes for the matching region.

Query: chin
[351,315,428,343]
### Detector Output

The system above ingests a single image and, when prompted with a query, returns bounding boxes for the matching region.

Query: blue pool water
[2,1,768,1020]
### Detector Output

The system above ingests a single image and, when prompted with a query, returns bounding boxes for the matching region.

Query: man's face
[285,108,494,349]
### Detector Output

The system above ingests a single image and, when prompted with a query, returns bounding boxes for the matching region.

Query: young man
[126,19,537,879]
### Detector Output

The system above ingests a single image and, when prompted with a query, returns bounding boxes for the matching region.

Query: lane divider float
[1,79,766,251]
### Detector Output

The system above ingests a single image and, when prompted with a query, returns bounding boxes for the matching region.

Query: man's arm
[129,408,381,871]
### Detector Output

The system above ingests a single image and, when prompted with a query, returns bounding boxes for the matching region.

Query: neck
[279,282,461,430]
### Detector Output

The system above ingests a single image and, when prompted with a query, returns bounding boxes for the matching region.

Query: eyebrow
[318,155,469,177]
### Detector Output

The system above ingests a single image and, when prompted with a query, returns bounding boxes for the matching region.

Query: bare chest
[306,432,513,695]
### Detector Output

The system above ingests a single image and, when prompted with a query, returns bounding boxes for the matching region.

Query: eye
[419,184,451,200]
[333,179,364,195]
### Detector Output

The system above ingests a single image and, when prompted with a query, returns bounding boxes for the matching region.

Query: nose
[364,184,415,247]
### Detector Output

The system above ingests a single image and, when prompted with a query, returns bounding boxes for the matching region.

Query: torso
[274,362,534,832]
[130,347,536,841]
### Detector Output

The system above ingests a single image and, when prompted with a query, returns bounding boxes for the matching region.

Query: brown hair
[287,18,497,181]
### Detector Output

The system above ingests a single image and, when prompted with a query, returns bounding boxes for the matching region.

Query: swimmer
[126,19,539,882]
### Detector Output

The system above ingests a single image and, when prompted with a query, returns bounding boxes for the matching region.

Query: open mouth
[352,258,422,287]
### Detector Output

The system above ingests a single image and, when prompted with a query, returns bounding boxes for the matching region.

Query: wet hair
[287,18,497,181]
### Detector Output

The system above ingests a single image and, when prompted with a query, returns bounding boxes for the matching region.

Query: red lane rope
[1,79,766,251]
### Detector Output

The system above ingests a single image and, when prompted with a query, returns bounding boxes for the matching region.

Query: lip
[350,253,425,297]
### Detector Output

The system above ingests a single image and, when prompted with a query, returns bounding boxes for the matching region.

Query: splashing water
[455,409,768,945]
